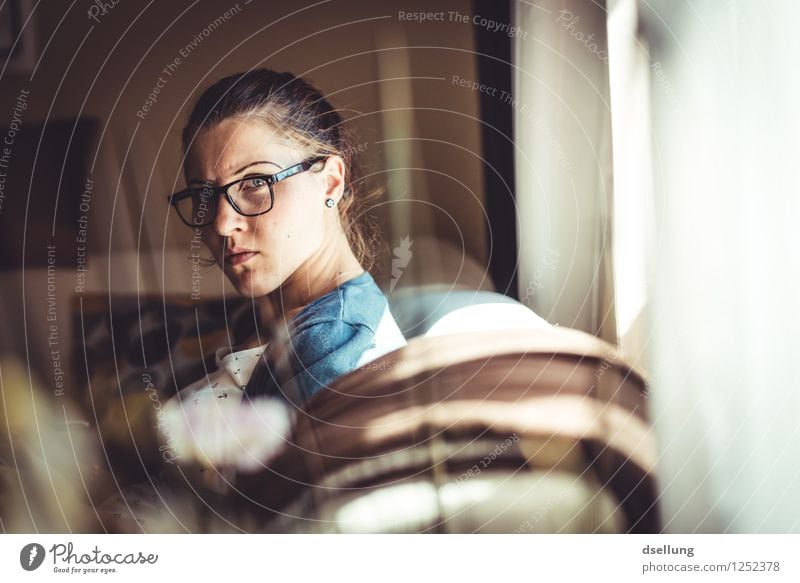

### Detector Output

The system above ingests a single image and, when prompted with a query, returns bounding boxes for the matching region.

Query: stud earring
[325,198,335,208]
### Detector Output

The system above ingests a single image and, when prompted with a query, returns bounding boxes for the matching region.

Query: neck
[256,231,364,330]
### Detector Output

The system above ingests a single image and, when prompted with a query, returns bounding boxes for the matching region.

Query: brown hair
[181,68,381,270]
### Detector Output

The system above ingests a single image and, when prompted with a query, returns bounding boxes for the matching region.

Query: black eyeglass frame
[167,156,326,227]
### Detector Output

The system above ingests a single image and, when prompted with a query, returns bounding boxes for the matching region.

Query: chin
[228,268,279,298]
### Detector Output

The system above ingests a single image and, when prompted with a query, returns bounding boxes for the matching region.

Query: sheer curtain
[516,0,800,532]
[637,0,800,532]
[513,0,616,342]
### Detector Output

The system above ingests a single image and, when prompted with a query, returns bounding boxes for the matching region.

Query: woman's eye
[243,177,268,190]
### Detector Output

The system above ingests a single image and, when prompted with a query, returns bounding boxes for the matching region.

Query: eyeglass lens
[175,177,273,226]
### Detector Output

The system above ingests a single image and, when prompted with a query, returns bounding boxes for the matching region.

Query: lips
[225,247,258,266]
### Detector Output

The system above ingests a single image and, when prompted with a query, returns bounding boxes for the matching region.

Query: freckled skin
[184,117,364,337]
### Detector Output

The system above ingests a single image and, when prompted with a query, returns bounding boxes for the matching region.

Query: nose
[212,193,245,237]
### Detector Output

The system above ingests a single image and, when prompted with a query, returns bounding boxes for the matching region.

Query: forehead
[185,117,297,179]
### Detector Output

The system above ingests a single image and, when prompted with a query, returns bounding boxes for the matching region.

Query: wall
[0,0,494,382]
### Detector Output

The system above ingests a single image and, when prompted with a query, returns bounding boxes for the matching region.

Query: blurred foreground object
[59,287,658,533]
[0,358,104,532]
[238,326,659,533]
[160,394,294,483]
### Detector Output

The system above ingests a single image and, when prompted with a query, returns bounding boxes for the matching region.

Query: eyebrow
[188,160,282,186]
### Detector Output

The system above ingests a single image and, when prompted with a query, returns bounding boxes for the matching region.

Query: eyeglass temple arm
[272,157,326,183]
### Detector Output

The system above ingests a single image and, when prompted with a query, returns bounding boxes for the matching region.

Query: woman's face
[184,117,342,297]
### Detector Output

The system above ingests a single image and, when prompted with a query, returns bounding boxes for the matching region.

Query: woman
[155,69,409,488]
[99,69,406,528]
[167,69,407,412]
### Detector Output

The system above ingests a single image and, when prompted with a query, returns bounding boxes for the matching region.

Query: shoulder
[272,273,388,400]
[287,271,407,368]
[275,317,376,404]
[288,317,375,368]
[290,271,389,335]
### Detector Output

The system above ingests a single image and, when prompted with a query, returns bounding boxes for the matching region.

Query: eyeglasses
[167,156,325,228]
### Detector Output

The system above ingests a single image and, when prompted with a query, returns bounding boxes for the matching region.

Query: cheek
[262,188,325,251]
[250,214,281,250]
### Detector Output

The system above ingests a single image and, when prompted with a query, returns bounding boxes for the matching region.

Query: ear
[322,156,346,203]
